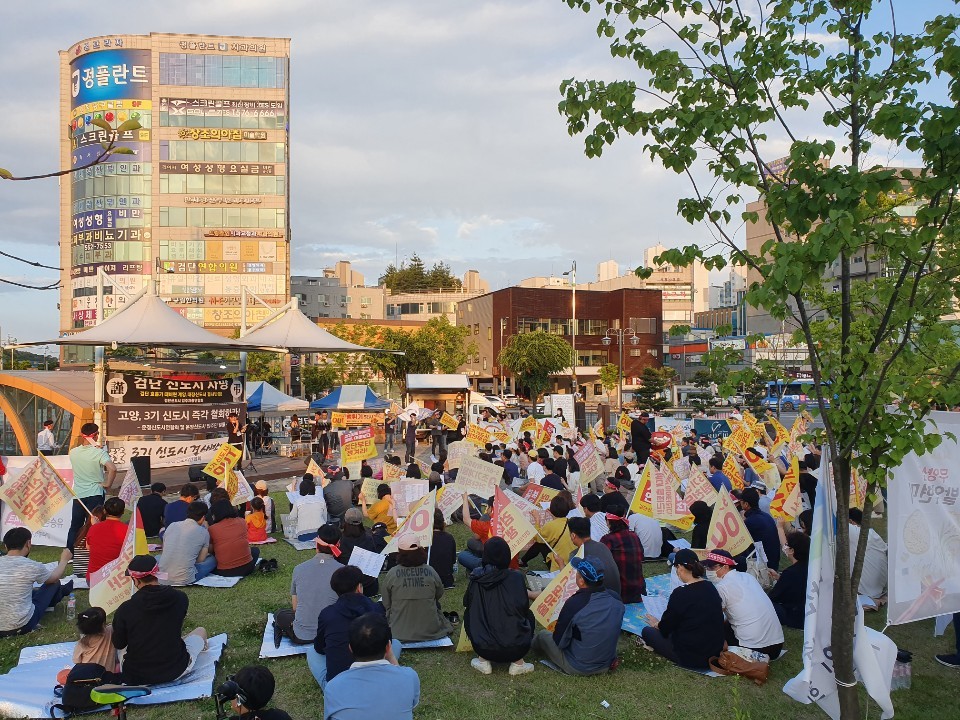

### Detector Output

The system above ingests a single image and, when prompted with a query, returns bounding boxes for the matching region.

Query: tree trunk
[831,453,861,718]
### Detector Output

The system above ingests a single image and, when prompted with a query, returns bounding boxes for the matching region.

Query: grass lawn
[2,498,957,720]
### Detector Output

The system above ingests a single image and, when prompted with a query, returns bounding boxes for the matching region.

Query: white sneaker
[471,657,493,675]
[509,661,534,676]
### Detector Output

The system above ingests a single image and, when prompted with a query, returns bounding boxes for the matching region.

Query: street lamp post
[563,261,577,394]
[499,316,509,395]
[602,328,639,411]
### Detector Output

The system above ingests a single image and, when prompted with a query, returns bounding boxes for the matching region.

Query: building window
[160,53,287,88]
[482,357,487,371]
[487,327,492,340]
[473,324,480,335]
[630,318,658,334]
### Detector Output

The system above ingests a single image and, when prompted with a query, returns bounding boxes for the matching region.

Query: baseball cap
[126,554,159,578]
[344,507,364,526]
[571,556,604,584]
[702,549,737,567]
[528,450,538,459]
[255,480,268,491]
[398,536,420,551]
[672,548,700,568]
[325,464,342,476]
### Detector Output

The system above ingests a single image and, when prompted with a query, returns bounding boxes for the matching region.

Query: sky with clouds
[0,0,952,346]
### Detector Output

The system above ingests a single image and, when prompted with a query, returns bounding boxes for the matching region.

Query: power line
[0,250,62,271]
[0,277,61,290]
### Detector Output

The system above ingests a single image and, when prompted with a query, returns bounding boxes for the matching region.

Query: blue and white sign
[70,49,150,108]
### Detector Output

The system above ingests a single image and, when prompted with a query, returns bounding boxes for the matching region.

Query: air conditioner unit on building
[323,302,330,306]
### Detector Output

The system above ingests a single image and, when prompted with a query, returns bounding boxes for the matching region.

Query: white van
[467,392,501,427]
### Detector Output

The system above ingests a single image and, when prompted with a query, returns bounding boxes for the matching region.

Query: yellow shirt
[368,498,398,535]
[539,517,576,571]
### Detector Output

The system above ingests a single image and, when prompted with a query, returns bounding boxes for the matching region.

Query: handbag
[708,650,770,685]
[746,550,775,590]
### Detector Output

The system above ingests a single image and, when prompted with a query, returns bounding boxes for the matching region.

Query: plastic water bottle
[65,593,76,621]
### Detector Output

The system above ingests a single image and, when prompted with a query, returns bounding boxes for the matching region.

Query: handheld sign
[457,456,503,498]
[706,487,753,555]
[770,455,802,520]
[491,487,538,556]
[0,457,75,532]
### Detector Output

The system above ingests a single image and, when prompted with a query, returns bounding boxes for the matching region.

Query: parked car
[484,394,506,411]
[502,394,519,407]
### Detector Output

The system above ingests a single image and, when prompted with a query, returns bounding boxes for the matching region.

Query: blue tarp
[246,381,309,413]
[309,385,391,411]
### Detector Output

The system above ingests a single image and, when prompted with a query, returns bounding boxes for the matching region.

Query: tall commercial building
[59,33,290,351]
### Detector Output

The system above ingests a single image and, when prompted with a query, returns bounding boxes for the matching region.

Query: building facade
[292,262,388,322]
[60,33,291,350]
[457,287,663,402]
[385,270,490,323]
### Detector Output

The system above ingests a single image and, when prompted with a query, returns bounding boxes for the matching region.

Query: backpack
[53,663,119,715]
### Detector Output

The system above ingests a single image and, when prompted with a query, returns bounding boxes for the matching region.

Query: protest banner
[522,484,559,507]
[682,465,719,508]
[225,470,254,506]
[446,441,472,469]
[107,403,245,436]
[0,457,72,546]
[506,488,551,528]
[305,457,326,487]
[383,461,405,482]
[706,487,753,555]
[628,460,654,517]
[520,415,538,435]
[574,442,604,487]
[536,419,555,447]
[767,415,790,453]
[106,437,226,471]
[465,423,490,447]
[361,476,383,504]
[532,561,580,631]
[330,411,379,428]
[725,419,755,455]
[89,509,141,616]
[106,373,242,405]
[382,490,436,553]
[0,456,75,533]
[789,415,808,442]
[649,465,694,531]
[341,427,377,464]
[616,412,632,434]
[394,479,429,518]
[116,465,142,508]
[671,455,691,481]
[770,455,802,520]
[457,456,503,498]
[436,484,464,522]
[439,412,459,431]
[203,443,242,480]
[722,452,745,491]
[492,431,511,444]
[491,487,539,556]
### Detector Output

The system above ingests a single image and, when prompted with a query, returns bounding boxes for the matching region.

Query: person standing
[226,413,245,454]
[428,411,445,458]
[37,419,57,454]
[383,411,396,453]
[67,422,117,552]
[313,410,332,459]
[630,412,652,466]
[404,416,418,463]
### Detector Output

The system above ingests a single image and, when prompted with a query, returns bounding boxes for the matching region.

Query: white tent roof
[239,306,391,354]
[246,381,309,412]
[406,374,471,391]
[22,293,260,350]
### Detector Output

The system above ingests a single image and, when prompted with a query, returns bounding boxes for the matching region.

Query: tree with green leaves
[598,362,620,400]
[246,352,283,387]
[498,331,572,402]
[632,366,674,412]
[688,369,717,414]
[378,254,463,292]
[302,363,337,398]
[559,2,960,715]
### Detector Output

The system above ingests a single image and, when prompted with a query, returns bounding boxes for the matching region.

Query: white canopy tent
[238,302,396,354]
[246,381,309,413]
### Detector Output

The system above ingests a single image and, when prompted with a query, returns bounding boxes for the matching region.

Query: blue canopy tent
[309,385,391,411]
[246,381,309,413]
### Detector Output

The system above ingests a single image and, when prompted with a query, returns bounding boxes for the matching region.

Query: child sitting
[56,607,117,684]
[246,496,268,543]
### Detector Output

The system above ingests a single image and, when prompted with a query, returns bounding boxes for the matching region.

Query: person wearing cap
[599,476,629,516]
[532,556,625,675]
[113,555,208,685]
[0,528,73,636]
[640,548,724,669]
[463,536,535,676]
[338,507,384,596]
[136,482,168,538]
[252,480,276,533]
[224,665,292,720]
[566,517,621,597]
[322,613,420,720]
[67,422,118,551]
[308,566,396,689]
[600,514,646,602]
[740,487,782,572]
[381,536,453,643]
[702,548,784,659]
[630,412,652,465]
[525,450,546,484]
[37,418,57,453]
[289,476,329,542]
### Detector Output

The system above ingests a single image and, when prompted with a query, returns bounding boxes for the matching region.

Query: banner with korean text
[0,456,74,533]
[0,456,73,546]
[90,510,142,615]
[341,427,377,464]
[382,490,436,553]
[532,548,584,630]
[457,456,503,498]
[491,487,538,556]
[706,487,753,555]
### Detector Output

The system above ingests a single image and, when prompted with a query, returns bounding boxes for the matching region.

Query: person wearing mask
[740,487,782,572]
[273,524,344,645]
[707,455,733,493]
[223,665,292,720]
[85,496,129,582]
[0,528,73,636]
[322,613,420,720]
[599,477,629,516]
[689,500,713,549]
[847,508,888,601]
[702,549,784,659]
[37,419,57,453]
[566,517,620,596]
[640,548,725,669]
[630,412,652,465]
[381,537,453,643]
[289,476,328,542]
[579,494,609,543]
[531,557,625,675]
[464,537,535,676]
[164,483,200,532]
[159,501,216,585]
[308,566,393,689]
[359,483,398,535]
[600,514,646,602]
[136,483,168,538]
[208,501,259,577]
[67,422,117,551]
[428,510,457,589]
[768,531,810,629]
[113,555,207,685]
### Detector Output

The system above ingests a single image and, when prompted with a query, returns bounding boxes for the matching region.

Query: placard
[446,441,472,469]
[456,456,503,498]
[341,427,377,464]
[0,457,73,547]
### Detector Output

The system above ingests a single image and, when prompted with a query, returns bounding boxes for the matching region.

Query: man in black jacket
[113,555,208,685]
[225,665,292,720]
[630,412,652,465]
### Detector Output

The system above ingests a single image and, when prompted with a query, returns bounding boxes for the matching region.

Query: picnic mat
[621,573,673,637]
[0,634,227,718]
[401,637,454,649]
[250,537,278,545]
[259,613,307,659]
[283,537,316,551]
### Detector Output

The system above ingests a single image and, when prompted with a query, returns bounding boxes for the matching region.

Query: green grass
[4,500,958,720]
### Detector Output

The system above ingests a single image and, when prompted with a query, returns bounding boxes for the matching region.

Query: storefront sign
[161,98,285,112]
[159,161,276,175]
[182,196,263,204]
[70,48,150,108]
[106,403,245,436]
[204,228,284,238]
[176,128,268,141]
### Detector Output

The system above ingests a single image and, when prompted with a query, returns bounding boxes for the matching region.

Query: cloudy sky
[0,0,949,346]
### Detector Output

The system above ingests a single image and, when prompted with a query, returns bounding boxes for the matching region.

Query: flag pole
[38,452,93,518]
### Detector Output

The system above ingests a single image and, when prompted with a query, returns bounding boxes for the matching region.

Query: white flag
[116,465,142,508]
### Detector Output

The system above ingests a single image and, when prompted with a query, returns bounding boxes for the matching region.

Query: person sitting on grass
[274,523,343,645]
[307,566,399,690]
[531,556,625,675]
[381,536,452,643]
[600,513,646,602]
[209,500,260,577]
[159,500,216,586]
[113,555,208,685]
[640,548,725,670]
[338,508,384,596]
[359,483,397,535]
[464,537,535,676]
[85,496,129,582]
[0,528,73,637]
[56,606,118,685]
[428,510,457,589]
[246,497,269,544]
[163,483,199,532]
[225,665,292,720]
[289,476,328,542]
[768,531,810,629]
[322,613,420,720]
[137,482,168,538]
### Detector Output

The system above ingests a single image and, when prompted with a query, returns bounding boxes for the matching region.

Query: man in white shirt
[703,550,784,659]
[525,452,546,484]
[629,511,664,560]
[36,420,57,453]
[847,508,887,600]
[0,528,73,636]
[579,494,609,542]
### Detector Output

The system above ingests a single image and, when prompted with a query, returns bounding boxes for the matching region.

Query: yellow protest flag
[0,456,75,532]
[203,443,242,479]
[725,420,755,455]
[491,487,539,557]
[850,466,867,510]
[770,455,802,520]
[531,562,579,631]
[768,415,791,453]
[465,424,490,447]
[520,415,538,435]
[628,460,655,517]
[683,465,720,507]
[455,624,474,653]
[89,509,141,615]
[616,412,632,434]
[722,452,744,491]
[649,465,694,531]
[706,487,753,555]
